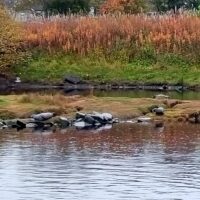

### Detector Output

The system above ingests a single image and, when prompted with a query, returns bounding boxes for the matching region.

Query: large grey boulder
[31,112,55,121]
[91,112,113,124]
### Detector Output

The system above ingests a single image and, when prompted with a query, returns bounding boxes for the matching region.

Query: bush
[0,6,25,73]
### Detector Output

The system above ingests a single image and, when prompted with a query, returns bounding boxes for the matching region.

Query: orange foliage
[100,0,145,14]
[100,0,126,14]
[24,15,200,58]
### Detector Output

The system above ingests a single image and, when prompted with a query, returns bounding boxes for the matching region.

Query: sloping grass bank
[15,53,200,85]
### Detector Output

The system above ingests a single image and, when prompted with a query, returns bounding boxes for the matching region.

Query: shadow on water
[0,123,200,199]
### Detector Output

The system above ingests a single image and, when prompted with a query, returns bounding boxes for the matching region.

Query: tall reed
[24,14,200,61]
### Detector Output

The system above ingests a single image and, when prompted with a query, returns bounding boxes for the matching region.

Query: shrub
[0,6,25,73]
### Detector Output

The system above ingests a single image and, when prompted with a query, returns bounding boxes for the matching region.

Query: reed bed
[24,14,200,60]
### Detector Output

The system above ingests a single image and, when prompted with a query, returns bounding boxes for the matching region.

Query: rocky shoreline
[0,102,199,132]
[0,111,154,132]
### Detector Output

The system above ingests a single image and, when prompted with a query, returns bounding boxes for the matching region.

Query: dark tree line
[152,0,200,12]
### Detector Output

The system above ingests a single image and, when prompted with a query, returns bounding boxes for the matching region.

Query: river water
[0,123,200,200]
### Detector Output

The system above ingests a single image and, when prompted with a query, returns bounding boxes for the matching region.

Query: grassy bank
[0,93,199,121]
[15,52,200,85]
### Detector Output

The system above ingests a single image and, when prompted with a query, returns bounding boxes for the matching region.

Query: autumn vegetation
[0,6,25,73]
[1,1,200,85]
[24,14,200,62]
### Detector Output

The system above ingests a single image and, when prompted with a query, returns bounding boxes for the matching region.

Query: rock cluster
[0,112,118,131]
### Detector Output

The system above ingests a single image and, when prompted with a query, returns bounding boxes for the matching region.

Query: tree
[167,0,185,11]
[10,0,90,14]
[185,0,200,9]
[151,0,168,12]
[100,0,147,14]
[44,0,90,14]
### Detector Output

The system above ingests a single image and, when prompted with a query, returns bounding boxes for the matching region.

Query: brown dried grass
[24,14,200,59]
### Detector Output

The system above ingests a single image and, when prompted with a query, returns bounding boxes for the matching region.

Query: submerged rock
[74,121,93,129]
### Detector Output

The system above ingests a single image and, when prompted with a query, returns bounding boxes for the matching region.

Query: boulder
[55,117,70,128]
[91,112,113,124]
[84,115,97,125]
[31,112,55,121]
[64,75,82,84]
[4,119,26,129]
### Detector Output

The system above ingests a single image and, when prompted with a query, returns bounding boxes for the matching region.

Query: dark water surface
[0,123,200,200]
[1,89,200,100]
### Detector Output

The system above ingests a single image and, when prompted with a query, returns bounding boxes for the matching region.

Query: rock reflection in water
[0,123,200,200]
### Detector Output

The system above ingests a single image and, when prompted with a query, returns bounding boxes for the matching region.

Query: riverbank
[0,94,199,123]
[15,53,200,87]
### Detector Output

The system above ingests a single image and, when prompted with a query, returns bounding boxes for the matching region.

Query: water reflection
[0,123,200,200]
[1,89,200,100]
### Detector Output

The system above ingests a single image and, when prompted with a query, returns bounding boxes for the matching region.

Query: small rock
[75,112,85,120]
[56,117,70,128]
[64,75,82,84]
[154,120,164,128]
[154,94,169,99]
[152,107,165,116]
[137,117,152,123]
[15,77,21,83]
[16,120,26,129]
[26,123,38,128]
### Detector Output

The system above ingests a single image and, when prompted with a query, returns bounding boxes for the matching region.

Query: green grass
[15,52,200,86]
